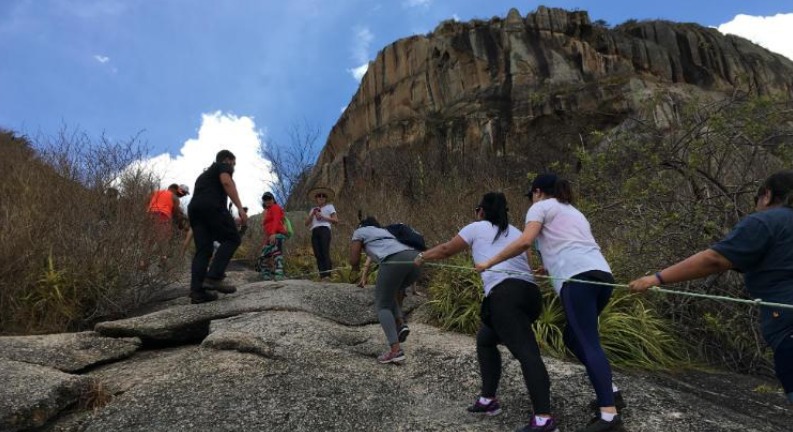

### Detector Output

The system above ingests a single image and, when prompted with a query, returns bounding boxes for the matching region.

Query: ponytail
[759,170,793,208]
[553,179,575,204]
[478,192,510,243]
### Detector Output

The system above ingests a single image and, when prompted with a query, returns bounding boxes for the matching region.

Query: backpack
[283,217,294,238]
[385,223,427,251]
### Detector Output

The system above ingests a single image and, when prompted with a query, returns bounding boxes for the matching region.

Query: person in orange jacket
[143,183,189,267]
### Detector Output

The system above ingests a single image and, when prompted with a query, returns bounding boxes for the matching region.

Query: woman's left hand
[474,262,490,273]
[628,275,659,293]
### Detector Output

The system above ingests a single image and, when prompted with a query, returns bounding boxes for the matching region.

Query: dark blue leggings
[560,270,615,407]
[774,332,793,402]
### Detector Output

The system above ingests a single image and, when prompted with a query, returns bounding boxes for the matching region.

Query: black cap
[525,173,558,196]
[262,192,275,201]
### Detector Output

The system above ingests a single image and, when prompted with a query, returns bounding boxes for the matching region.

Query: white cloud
[403,0,431,8]
[132,112,275,215]
[452,14,461,22]
[717,13,793,61]
[348,26,374,81]
[93,54,110,63]
[348,63,369,81]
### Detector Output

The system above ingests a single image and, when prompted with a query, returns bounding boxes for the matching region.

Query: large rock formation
[1,268,791,431]
[292,6,793,208]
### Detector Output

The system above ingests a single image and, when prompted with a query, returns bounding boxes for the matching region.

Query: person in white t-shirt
[304,187,339,280]
[476,175,624,432]
[415,192,557,432]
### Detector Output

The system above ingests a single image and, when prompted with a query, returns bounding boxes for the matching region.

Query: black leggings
[311,226,332,278]
[477,278,551,414]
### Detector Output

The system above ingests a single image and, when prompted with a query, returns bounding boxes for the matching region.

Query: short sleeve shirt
[711,207,793,349]
[525,198,611,293]
[458,221,535,296]
[189,162,235,209]
[310,204,337,230]
[351,226,412,263]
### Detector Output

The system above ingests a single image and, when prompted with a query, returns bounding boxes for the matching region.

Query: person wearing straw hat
[415,192,558,432]
[630,169,793,405]
[305,186,338,280]
[476,174,624,432]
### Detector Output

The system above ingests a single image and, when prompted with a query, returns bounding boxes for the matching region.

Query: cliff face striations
[292,6,793,210]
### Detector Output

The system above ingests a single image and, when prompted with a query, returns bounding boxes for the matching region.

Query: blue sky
[1,0,792,213]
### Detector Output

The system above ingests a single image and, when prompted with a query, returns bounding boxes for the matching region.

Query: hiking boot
[190,290,218,304]
[377,349,405,364]
[466,397,501,416]
[203,278,237,294]
[516,416,559,432]
[576,415,624,432]
[588,391,627,412]
[398,324,411,343]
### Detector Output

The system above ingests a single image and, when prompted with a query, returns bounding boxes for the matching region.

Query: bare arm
[476,222,542,272]
[349,240,364,270]
[220,172,246,225]
[416,235,468,264]
[358,257,372,287]
[323,212,339,224]
[629,249,733,292]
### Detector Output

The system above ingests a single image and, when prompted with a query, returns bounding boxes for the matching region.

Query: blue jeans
[774,332,793,402]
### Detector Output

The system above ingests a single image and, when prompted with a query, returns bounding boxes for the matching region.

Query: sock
[479,396,494,405]
[612,383,619,393]
[600,411,617,422]
[533,416,549,426]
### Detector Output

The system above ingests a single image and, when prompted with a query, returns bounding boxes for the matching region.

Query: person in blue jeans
[630,169,793,405]
[478,175,624,432]
[417,192,557,432]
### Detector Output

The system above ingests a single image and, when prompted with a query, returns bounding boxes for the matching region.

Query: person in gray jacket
[350,216,421,364]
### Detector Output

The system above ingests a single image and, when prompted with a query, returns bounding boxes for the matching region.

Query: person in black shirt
[187,150,248,304]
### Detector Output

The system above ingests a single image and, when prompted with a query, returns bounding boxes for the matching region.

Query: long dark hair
[479,192,510,243]
[531,173,575,205]
[758,170,793,208]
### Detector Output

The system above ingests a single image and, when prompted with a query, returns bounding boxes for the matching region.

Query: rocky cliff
[1,266,791,431]
[292,6,793,209]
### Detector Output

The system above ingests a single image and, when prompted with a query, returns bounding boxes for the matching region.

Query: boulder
[0,359,91,432]
[0,331,140,372]
[73,308,792,431]
[94,280,424,344]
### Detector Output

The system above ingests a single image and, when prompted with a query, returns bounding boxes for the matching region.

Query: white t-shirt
[458,221,535,296]
[525,198,611,293]
[309,204,336,230]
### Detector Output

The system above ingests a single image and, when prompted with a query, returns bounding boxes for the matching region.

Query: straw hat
[307,186,335,202]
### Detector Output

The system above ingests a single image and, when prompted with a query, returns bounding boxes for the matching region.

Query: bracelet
[654,271,665,285]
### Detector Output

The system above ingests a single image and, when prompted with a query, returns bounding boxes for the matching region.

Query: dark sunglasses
[315,193,327,198]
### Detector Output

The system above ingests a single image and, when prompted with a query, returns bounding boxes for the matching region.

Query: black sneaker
[516,416,560,432]
[576,415,623,432]
[466,397,501,416]
[190,290,218,304]
[203,278,237,294]
[588,391,626,412]
[398,325,410,343]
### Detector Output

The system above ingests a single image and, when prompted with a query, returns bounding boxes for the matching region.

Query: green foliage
[425,256,484,335]
[573,92,793,374]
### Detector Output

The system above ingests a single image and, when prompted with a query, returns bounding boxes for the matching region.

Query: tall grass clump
[0,129,175,334]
